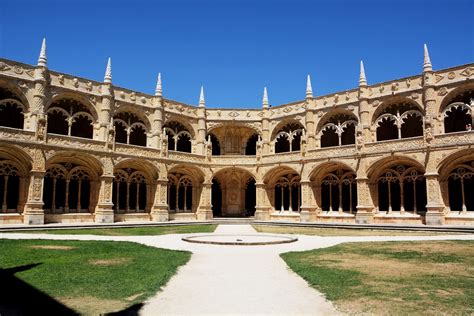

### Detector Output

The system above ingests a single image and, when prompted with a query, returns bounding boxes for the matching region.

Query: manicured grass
[253,225,459,236]
[15,224,217,236]
[281,240,474,315]
[0,239,191,314]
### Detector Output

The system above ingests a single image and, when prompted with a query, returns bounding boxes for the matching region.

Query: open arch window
[321,169,357,213]
[375,103,423,141]
[377,165,426,214]
[46,98,94,139]
[167,174,193,212]
[245,134,259,155]
[274,173,301,212]
[0,87,25,129]
[320,114,357,148]
[112,169,148,213]
[274,123,304,153]
[447,161,474,213]
[443,102,472,133]
[0,162,21,212]
[113,113,147,147]
[164,122,192,153]
[43,163,92,213]
[208,134,221,155]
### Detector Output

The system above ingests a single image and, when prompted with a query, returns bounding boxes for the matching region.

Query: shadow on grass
[0,263,79,315]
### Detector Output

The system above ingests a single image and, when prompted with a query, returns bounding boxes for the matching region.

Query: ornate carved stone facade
[0,41,473,225]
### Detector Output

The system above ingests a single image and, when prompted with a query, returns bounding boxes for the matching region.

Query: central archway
[212,168,256,217]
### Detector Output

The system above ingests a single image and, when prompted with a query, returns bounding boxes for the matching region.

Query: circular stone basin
[181,234,298,246]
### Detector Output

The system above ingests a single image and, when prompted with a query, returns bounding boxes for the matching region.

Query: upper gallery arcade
[0,39,472,226]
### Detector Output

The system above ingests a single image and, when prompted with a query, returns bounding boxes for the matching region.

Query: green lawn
[0,239,191,315]
[14,224,217,236]
[281,240,474,315]
[253,224,459,236]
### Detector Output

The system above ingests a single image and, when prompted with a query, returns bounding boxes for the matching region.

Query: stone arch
[167,164,205,214]
[308,161,357,213]
[212,167,256,217]
[0,85,28,129]
[163,120,193,153]
[372,97,424,141]
[0,145,33,213]
[439,83,474,113]
[367,155,426,214]
[207,124,261,155]
[0,80,30,110]
[317,110,358,147]
[113,106,152,131]
[113,110,149,147]
[263,165,301,212]
[164,116,196,138]
[270,118,305,140]
[46,95,98,139]
[271,120,305,154]
[438,149,474,213]
[43,152,103,216]
[47,93,99,120]
[439,84,473,133]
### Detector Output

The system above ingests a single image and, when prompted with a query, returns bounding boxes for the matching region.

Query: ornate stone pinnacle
[104,57,112,83]
[359,60,367,87]
[262,87,269,108]
[38,38,47,67]
[155,73,162,97]
[423,43,433,72]
[306,74,313,98]
[199,86,205,107]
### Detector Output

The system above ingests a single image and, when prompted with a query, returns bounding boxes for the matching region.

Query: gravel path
[2,225,474,315]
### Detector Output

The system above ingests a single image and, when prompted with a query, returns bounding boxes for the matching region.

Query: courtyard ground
[1,224,473,315]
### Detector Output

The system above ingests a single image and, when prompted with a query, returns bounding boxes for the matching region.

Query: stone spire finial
[306,74,313,98]
[155,73,162,97]
[423,43,432,72]
[37,38,47,67]
[359,60,367,87]
[104,57,112,83]
[199,86,205,107]
[262,87,269,108]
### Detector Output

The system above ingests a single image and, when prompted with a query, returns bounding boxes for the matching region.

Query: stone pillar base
[196,211,213,220]
[425,212,445,226]
[23,212,44,225]
[23,202,44,225]
[254,209,270,221]
[355,211,374,224]
[95,211,114,223]
[300,210,317,222]
[151,211,169,222]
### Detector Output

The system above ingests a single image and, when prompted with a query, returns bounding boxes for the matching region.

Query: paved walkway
[2,225,474,315]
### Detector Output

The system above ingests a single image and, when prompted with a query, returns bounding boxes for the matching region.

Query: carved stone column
[23,170,45,225]
[94,175,115,223]
[196,182,213,220]
[425,172,445,225]
[254,182,271,220]
[29,67,48,132]
[305,100,316,150]
[358,87,371,143]
[261,109,271,155]
[300,180,317,222]
[151,178,169,221]
[355,176,375,224]
[99,83,114,142]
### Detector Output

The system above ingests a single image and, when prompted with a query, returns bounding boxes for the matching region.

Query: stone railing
[210,155,256,165]
[167,151,206,163]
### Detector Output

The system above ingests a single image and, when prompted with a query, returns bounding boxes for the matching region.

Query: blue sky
[1,0,473,108]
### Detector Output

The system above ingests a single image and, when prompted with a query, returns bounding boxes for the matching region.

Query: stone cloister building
[0,40,473,226]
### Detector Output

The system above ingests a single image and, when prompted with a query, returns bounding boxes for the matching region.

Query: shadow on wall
[0,263,79,315]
